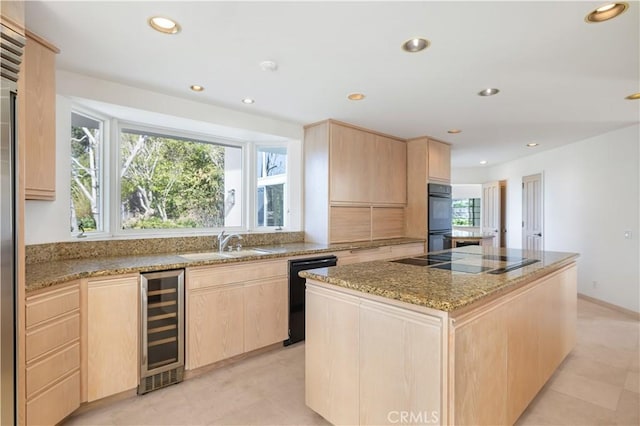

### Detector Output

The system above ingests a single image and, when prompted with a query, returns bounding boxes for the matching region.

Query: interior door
[522,173,544,251]
[482,181,501,247]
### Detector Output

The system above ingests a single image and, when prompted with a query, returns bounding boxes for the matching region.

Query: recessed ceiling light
[526,143,539,147]
[479,160,488,165]
[241,98,255,104]
[625,93,640,100]
[447,129,462,134]
[190,85,204,92]
[148,16,181,34]
[586,2,628,23]
[347,93,365,101]
[478,88,500,96]
[259,60,278,72]
[401,38,430,53]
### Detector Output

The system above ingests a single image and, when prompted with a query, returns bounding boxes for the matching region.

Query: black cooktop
[481,254,524,262]
[418,253,471,262]
[392,258,446,267]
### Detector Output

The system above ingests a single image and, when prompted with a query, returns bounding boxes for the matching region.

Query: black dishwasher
[284,255,337,346]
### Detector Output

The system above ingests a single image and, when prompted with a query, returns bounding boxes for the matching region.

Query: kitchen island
[301,246,578,426]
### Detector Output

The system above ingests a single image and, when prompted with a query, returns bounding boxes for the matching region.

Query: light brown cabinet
[373,135,407,204]
[20,31,59,200]
[305,120,407,244]
[25,281,81,426]
[336,242,425,265]
[244,277,288,352]
[405,137,452,238]
[329,124,374,203]
[427,139,451,183]
[451,265,576,425]
[186,259,289,370]
[85,275,139,402]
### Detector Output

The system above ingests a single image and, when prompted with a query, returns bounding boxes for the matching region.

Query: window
[120,128,243,230]
[452,198,481,227]
[70,111,104,234]
[68,105,300,237]
[256,146,287,227]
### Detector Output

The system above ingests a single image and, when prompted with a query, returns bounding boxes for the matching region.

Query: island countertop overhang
[300,246,579,313]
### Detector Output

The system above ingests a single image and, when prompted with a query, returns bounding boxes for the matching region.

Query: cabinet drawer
[26,313,80,362]
[26,284,79,328]
[187,260,287,290]
[27,371,80,426]
[26,342,80,400]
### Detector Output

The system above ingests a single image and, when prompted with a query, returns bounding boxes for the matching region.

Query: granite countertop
[446,230,495,239]
[300,246,578,313]
[26,238,424,293]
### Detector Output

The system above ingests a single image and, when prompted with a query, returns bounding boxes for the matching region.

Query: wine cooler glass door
[141,270,184,377]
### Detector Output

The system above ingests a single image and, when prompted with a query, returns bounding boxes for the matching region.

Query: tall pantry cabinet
[304,120,407,244]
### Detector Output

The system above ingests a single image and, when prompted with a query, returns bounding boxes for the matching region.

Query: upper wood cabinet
[329,124,374,203]
[428,139,451,183]
[405,137,452,239]
[20,31,59,200]
[373,135,407,204]
[304,120,407,244]
[327,121,405,205]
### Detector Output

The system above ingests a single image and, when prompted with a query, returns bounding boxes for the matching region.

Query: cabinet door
[428,140,451,183]
[454,305,508,426]
[187,285,244,369]
[330,206,371,243]
[329,124,373,203]
[373,136,406,204]
[244,277,288,352]
[359,301,442,425]
[22,33,57,200]
[87,275,139,402]
[305,283,360,426]
[371,207,405,239]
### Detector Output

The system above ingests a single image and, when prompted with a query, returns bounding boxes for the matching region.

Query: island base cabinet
[451,264,577,425]
[305,286,360,426]
[359,300,443,426]
[305,283,446,426]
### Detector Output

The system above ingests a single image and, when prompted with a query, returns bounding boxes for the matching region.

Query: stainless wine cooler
[139,269,185,394]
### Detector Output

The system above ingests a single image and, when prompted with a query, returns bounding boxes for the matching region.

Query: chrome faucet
[218,230,243,253]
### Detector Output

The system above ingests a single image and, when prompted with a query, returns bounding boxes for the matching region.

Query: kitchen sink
[179,247,275,261]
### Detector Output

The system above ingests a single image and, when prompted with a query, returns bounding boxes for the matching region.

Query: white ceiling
[25,1,639,168]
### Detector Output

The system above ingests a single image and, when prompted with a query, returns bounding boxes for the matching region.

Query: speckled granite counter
[300,246,578,313]
[26,238,424,293]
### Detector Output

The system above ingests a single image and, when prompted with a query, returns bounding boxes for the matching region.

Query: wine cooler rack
[139,269,184,394]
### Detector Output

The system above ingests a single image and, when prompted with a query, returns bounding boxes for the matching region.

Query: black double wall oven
[428,183,452,252]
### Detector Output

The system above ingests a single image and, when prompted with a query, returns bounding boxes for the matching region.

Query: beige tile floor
[65,298,639,426]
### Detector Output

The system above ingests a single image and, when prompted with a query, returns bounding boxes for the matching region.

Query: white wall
[452,184,482,200]
[452,124,640,313]
[25,73,305,244]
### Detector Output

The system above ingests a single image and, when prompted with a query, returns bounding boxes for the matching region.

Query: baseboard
[578,293,640,320]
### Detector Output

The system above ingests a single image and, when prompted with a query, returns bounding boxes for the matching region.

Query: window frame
[69,107,110,239]
[253,142,289,230]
